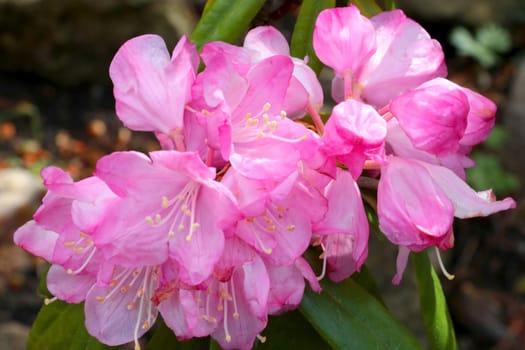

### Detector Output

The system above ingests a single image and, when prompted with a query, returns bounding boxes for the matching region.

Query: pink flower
[14,166,117,302]
[94,150,239,286]
[314,6,446,107]
[158,240,269,350]
[389,78,469,156]
[378,157,455,252]
[378,156,516,282]
[194,53,318,180]
[322,99,387,178]
[314,169,369,282]
[229,170,327,266]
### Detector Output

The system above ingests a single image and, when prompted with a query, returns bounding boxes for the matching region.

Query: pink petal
[361,10,447,108]
[420,161,517,218]
[13,221,58,262]
[109,35,196,134]
[265,262,305,315]
[243,26,290,59]
[84,267,159,346]
[313,6,376,76]
[392,246,410,285]
[47,265,96,303]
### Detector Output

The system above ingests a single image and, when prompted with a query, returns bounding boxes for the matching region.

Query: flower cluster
[14,5,515,350]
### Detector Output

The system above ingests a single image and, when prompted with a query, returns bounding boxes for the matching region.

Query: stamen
[223,293,232,343]
[67,247,97,275]
[230,278,240,320]
[317,242,328,281]
[435,247,455,280]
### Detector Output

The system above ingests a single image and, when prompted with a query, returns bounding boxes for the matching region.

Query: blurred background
[0,0,524,349]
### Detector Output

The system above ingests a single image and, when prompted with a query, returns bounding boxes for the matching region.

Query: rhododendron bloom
[389,78,469,156]
[378,156,516,283]
[314,169,369,282]
[12,5,519,349]
[314,7,446,106]
[94,150,239,286]
[194,53,317,180]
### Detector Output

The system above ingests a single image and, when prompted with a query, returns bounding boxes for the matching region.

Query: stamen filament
[67,247,97,275]
[435,247,455,280]
[317,242,328,281]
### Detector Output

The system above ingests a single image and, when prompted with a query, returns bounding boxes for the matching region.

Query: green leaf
[290,0,335,74]
[146,317,209,350]
[349,0,383,17]
[254,309,330,349]
[412,251,458,350]
[190,0,266,49]
[300,278,423,349]
[28,301,114,350]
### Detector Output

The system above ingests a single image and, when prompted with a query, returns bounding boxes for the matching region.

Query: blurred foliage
[466,126,520,195]
[450,24,512,68]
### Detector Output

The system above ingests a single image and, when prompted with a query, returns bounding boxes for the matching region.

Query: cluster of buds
[14,5,515,350]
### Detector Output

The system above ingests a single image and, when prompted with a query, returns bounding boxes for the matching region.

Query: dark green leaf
[146,317,209,350]
[209,338,222,350]
[254,309,330,349]
[290,0,335,74]
[351,265,385,307]
[190,0,266,49]
[28,301,114,350]
[412,251,458,350]
[300,278,423,349]
[38,264,51,298]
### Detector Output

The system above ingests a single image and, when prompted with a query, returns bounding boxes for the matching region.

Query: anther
[162,196,170,208]
[155,214,161,223]
[96,296,106,302]
[286,225,296,231]
[63,241,75,247]
[263,102,271,111]
[177,224,185,232]
[168,230,175,238]
[257,334,267,343]
[145,216,154,225]
[44,297,57,305]
[279,110,287,119]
